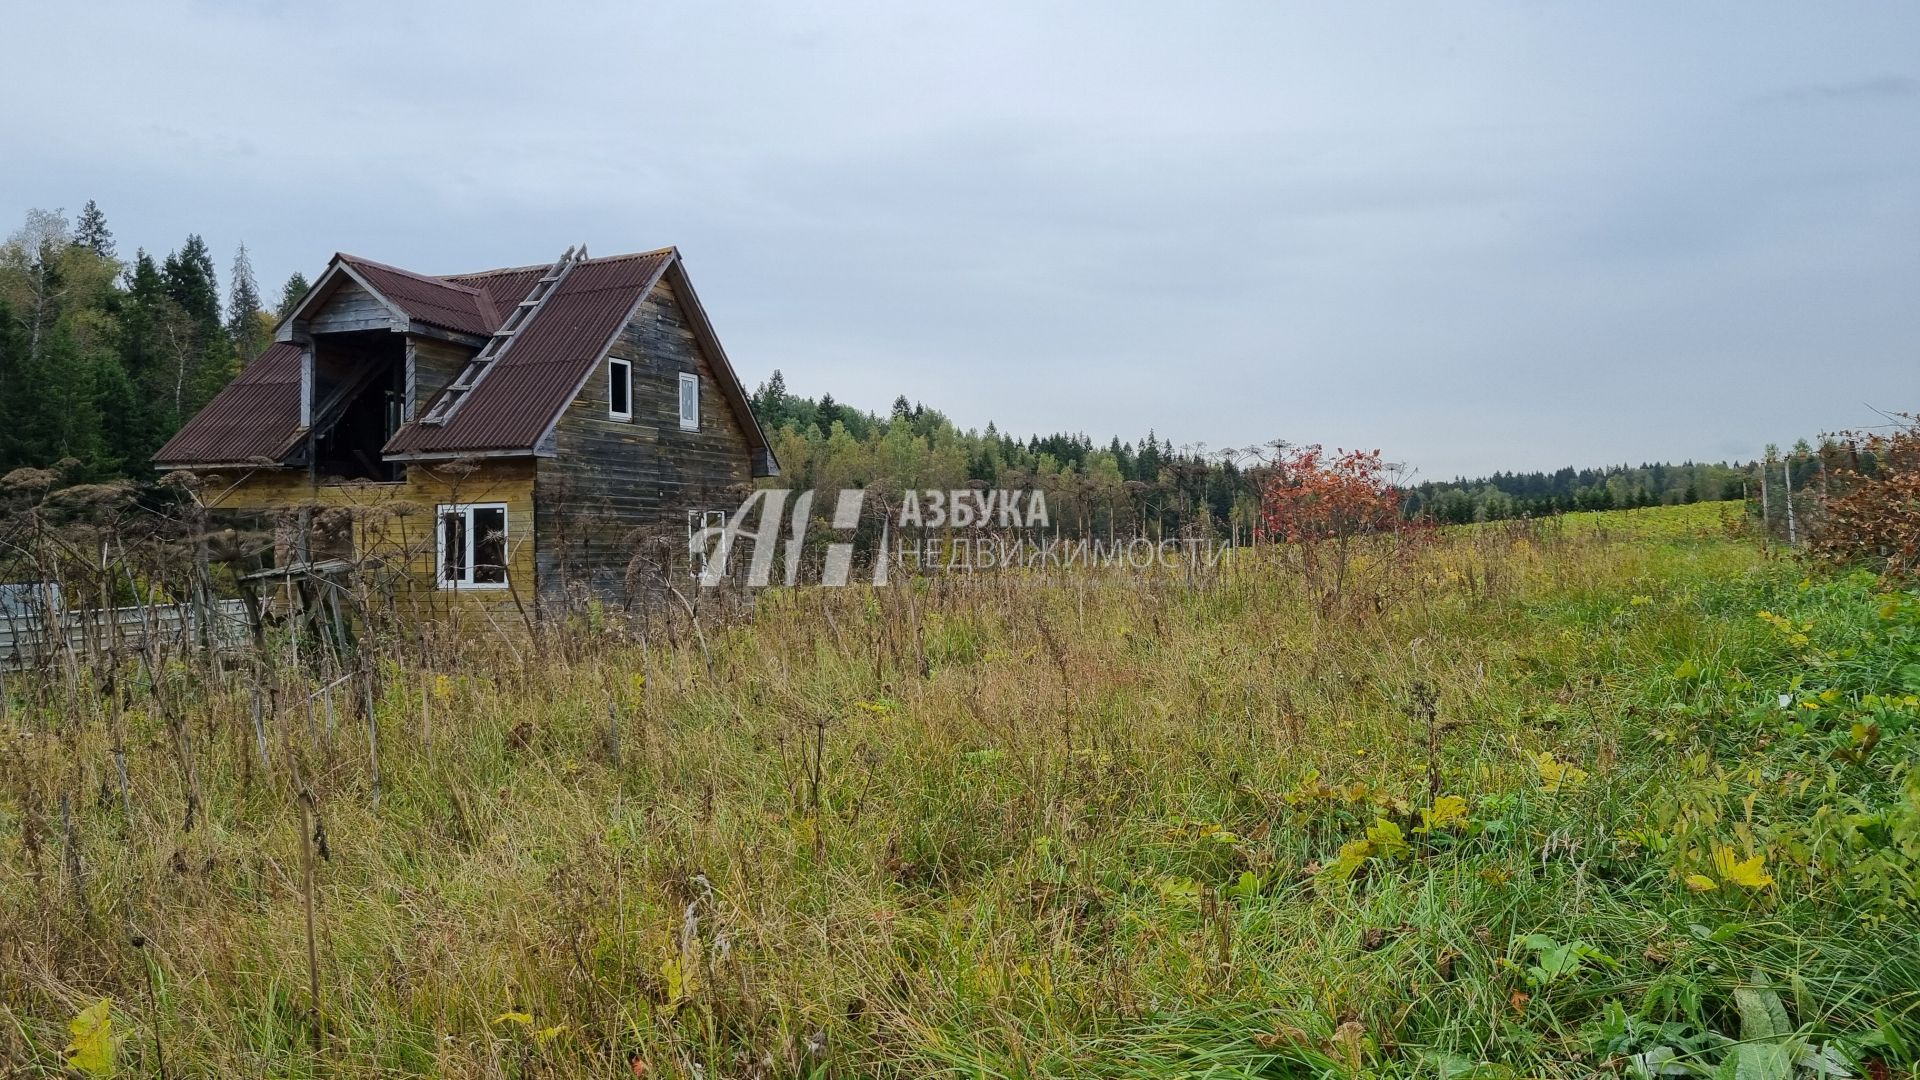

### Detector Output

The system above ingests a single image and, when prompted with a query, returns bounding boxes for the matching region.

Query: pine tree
[277,270,310,319]
[73,200,115,258]
[227,243,265,358]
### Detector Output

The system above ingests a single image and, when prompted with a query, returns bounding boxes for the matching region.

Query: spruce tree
[0,295,22,470]
[73,200,115,258]
[159,235,235,419]
[751,369,787,427]
[163,234,221,333]
[276,271,310,318]
[113,251,175,464]
[227,243,265,358]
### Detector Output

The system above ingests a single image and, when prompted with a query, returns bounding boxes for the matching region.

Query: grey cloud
[1750,75,1917,108]
[2,1,1916,480]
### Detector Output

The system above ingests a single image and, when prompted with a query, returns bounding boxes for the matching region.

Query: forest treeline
[4,202,1776,533]
[0,204,308,478]
[749,372,1765,536]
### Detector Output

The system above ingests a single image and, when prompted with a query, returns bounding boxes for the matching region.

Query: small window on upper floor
[608,358,633,421]
[678,371,699,431]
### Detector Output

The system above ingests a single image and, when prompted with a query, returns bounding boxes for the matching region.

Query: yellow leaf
[1673,659,1701,680]
[64,998,114,1077]
[534,1024,568,1045]
[1156,876,1203,906]
[1684,874,1719,892]
[1323,838,1374,882]
[660,957,693,1007]
[1535,752,1589,793]
[1712,846,1773,889]
[493,1011,533,1027]
[1366,818,1411,860]
[1419,795,1469,832]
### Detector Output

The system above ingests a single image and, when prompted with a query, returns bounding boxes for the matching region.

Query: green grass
[2,501,1917,1077]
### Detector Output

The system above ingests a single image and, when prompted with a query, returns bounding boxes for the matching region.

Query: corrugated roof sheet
[153,342,307,466]
[383,251,673,455]
[339,255,496,337]
[446,265,546,316]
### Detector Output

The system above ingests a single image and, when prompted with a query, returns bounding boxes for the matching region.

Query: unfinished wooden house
[154,246,778,616]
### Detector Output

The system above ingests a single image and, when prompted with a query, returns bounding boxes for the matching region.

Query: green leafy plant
[1514,934,1617,988]
[1623,975,1855,1079]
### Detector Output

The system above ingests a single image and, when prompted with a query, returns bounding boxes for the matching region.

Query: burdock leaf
[64,998,114,1077]
[1734,981,1790,1042]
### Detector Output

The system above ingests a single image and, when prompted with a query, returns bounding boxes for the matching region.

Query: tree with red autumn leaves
[1809,413,1920,580]
[1257,445,1416,611]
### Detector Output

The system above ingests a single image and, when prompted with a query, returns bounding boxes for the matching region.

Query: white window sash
[608,358,632,420]
[679,372,699,430]
[436,502,510,590]
[687,508,728,576]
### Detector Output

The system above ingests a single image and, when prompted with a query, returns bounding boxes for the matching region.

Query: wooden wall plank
[202,461,537,621]
[534,280,754,609]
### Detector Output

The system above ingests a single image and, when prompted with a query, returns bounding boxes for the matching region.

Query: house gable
[307,279,398,335]
[530,275,760,604]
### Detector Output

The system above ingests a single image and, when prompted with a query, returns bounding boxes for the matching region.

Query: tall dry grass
[2,503,1916,1077]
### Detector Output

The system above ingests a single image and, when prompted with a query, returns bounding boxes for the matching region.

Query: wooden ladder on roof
[419,244,588,426]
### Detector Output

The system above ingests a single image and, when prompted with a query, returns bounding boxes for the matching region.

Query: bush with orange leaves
[1809,413,1920,579]
[1257,445,1423,613]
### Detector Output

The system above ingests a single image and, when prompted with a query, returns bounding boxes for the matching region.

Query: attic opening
[308,331,405,481]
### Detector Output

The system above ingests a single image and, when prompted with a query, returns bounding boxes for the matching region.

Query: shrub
[1809,413,1920,579]
[1256,445,1419,611]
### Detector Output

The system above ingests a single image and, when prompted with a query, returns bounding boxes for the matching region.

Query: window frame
[678,371,699,431]
[687,508,728,576]
[435,502,510,591]
[607,358,633,421]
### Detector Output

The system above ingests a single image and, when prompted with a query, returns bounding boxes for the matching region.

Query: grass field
[3,501,1918,1077]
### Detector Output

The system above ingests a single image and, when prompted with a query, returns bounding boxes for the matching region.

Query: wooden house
[154,246,777,616]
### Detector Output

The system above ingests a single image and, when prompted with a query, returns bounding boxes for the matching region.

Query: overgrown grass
[2,501,1917,1077]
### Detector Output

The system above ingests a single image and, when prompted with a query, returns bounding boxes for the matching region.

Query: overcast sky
[6,2,1916,479]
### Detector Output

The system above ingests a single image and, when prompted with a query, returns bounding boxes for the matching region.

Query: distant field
[3,501,1917,1077]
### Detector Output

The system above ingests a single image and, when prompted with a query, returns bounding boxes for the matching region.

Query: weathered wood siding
[307,280,394,335]
[203,462,536,622]
[406,336,474,421]
[534,280,754,608]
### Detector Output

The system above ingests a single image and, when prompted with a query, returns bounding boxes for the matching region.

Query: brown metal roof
[445,265,546,314]
[153,342,307,466]
[156,247,774,473]
[383,251,673,455]
[339,255,496,337]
